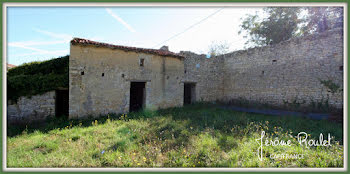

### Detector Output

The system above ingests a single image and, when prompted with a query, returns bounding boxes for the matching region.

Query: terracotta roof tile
[7,63,16,68]
[71,38,184,59]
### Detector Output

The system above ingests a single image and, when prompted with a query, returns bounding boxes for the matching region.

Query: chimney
[160,46,169,51]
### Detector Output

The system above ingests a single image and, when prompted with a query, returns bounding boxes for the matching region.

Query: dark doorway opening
[55,89,69,118]
[130,82,146,112]
[184,83,195,105]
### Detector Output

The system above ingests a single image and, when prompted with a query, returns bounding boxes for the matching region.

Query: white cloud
[8,43,49,53]
[10,49,69,57]
[33,28,72,41]
[9,40,67,47]
[106,8,136,33]
[8,29,72,56]
[8,40,69,55]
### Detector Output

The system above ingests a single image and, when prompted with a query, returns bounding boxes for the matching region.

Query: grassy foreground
[7,104,343,167]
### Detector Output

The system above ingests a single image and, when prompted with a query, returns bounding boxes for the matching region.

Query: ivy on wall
[7,56,69,102]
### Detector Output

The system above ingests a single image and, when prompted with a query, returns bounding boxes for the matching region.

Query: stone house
[7,28,344,121]
[69,38,185,118]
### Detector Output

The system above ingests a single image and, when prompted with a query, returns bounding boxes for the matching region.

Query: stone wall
[7,91,56,123]
[7,28,342,122]
[182,28,343,110]
[181,51,225,102]
[221,28,343,109]
[69,45,184,118]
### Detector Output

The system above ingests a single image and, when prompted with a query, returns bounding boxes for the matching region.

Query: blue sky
[7,7,262,65]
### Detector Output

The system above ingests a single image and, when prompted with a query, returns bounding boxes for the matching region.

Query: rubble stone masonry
[69,45,184,118]
[183,28,343,109]
[7,91,56,123]
[7,28,343,121]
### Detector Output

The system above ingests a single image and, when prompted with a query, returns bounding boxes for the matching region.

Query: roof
[7,63,16,68]
[71,38,184,59]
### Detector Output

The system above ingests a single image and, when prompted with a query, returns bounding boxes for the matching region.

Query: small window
[272,60,277,63]
[139,58,145,67]
[184,70,187,74]
[339,66,343,71]
[102,73,104,77]
[81,71,84,75]
[121,74,125,78]
[262,71,264,75]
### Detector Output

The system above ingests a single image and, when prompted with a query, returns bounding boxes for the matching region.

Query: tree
[238,7,343,47]
[304,7,343,33]
[239,7,302,47]
[207,41,230,57]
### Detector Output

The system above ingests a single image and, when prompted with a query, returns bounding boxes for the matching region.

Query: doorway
[184,83,195,105]
[129,82,146,112]
[55,89,69,118]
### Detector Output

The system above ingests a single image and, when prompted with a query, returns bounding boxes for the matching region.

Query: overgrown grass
[7,104,343,167]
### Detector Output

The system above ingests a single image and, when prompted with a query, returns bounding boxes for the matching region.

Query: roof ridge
[71,38,184,59]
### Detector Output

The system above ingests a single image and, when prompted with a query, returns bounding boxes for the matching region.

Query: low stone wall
[182,28,343,111]
[7,91,56,123]
[221,28,343,110]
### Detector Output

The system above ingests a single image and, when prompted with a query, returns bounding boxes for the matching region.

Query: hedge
[7,56,69,102]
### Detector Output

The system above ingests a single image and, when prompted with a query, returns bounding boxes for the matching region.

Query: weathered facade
[181,51,225,102]
[7,91,56,123]
[7,28,344,121]
[221,28,343,109]
[182,28,344,110]
[69,38,184,118]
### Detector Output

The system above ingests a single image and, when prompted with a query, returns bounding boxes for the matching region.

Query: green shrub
[7,56,69,101]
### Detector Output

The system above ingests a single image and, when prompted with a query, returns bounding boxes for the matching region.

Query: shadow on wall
[219,97,343,117]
